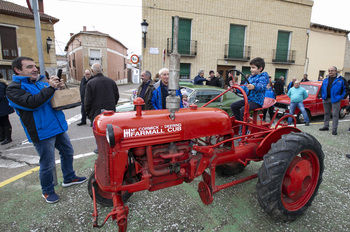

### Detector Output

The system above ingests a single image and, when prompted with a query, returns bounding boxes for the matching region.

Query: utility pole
[32,0,46,76]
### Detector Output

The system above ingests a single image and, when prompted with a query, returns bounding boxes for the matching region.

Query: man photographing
[6,57,86,204]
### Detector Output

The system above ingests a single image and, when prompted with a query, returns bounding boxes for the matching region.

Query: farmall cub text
[88,70,324,231]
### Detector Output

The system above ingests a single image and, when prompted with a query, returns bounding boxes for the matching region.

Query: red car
[275,81,349,123]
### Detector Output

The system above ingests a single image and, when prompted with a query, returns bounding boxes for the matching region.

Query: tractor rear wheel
[87,171,133,207]
[256,132,324,221]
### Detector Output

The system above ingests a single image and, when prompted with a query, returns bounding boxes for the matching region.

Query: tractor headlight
[106,124,123,147]
[106,124,116,147]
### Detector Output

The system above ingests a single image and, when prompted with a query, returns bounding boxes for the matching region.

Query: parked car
[116,83,240,114]
[275,81,349,123]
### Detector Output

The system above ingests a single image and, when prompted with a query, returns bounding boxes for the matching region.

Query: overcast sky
[5,0,350,56]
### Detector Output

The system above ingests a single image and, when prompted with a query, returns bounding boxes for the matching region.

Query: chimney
[38,0,44,14]
[83,26,87,32]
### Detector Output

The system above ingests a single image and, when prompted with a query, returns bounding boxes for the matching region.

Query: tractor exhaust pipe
[167,16,181,120]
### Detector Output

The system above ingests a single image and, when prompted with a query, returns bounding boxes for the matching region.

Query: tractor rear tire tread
[256,132,324,221]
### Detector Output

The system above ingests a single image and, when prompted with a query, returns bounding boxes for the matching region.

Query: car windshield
[302,85,318,95]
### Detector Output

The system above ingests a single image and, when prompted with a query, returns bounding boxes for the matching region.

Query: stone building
[306,23,350,80]
[0,0,58,80]
[141,0,314,84]
[64,26,128,84]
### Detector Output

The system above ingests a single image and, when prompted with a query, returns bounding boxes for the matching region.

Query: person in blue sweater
[263,82,276,122]
[287,81,309,126]
[230,57,269,121]
[6,57,86,204]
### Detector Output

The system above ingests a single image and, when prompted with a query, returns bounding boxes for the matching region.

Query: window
[302,85,318,95]
[228,25,246,59]
[192,90,222,104]
[0,26,18,60]
[275,68,288,82]
[180,63,191,79]
[172,18,192,55]
[241,66,251,83]
[89,49,101,65]
[275,31,291,62]
[319,70,325,78]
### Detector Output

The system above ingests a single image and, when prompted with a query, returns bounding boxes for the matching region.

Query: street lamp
[46,36,52,53]
[141,19,149,48]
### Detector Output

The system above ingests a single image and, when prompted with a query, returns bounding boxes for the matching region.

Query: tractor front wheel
[216,162,249,176]
[256,132,324,221]
[88,171,133,207]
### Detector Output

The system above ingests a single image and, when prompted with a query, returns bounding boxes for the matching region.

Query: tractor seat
[251,97,276,123]
[254,97,276,112]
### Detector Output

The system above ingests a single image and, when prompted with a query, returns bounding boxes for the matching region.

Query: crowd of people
[2,56,350,205]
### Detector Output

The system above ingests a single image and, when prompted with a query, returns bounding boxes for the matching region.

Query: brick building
[141,0,314,84]
[0,0,58,80]
[64,26,128,84]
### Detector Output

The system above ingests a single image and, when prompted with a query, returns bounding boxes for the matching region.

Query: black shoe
[346,154,350,159]
[1,139,12,145]
[77,122,86,126]
[305,122,309,126]
[319,127,329,131]
[332,130,337,135]
[93,149,98,154]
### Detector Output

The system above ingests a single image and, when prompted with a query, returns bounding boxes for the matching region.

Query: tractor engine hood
[93,106,233,149]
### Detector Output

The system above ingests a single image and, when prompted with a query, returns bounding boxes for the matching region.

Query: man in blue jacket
[6,57,86,204]
[151,68,183,109]
[319,66,349,135]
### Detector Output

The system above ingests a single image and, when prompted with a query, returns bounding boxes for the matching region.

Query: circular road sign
[130,54,139,64]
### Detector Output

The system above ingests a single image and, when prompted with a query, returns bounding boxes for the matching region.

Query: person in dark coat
[274,76,285,95]
[84,63,119,124]
[77,69,93,126]
[0,73,14,145]
[194,70,207,85]
[301,74,310,82]
[135,70,155,110]
[206,70,221,87]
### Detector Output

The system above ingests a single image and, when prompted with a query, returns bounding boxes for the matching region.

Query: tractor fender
[256,126,301,157]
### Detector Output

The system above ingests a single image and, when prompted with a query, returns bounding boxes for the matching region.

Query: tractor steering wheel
[228,69,250,98]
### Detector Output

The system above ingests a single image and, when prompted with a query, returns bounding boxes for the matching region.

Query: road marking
[0,152,96,188]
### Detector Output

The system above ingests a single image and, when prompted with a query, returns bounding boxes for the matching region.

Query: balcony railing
[224,44,251,61]
[167,38,197,56]
[2,48,18,60]
[272,49,296,64]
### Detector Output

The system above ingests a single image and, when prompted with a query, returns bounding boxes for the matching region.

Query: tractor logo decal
[123,123,182,138]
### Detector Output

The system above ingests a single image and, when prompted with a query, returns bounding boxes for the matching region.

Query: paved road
[0,83,139,183]
[0,84,349,231]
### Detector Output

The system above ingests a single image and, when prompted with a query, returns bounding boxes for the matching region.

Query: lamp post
[46,36,52,53]
[141,19,149,48]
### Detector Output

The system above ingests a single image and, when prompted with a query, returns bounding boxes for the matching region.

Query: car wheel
[339,107,346,119]
[296,110,311,124]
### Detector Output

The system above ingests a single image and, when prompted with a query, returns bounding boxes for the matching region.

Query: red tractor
[87,70,324,231]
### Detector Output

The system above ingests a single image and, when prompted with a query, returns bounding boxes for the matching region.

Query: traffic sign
[130,54,139,64]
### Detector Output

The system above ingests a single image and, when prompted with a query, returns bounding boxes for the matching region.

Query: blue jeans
[33,132,76,194]
[288,102,309,123]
